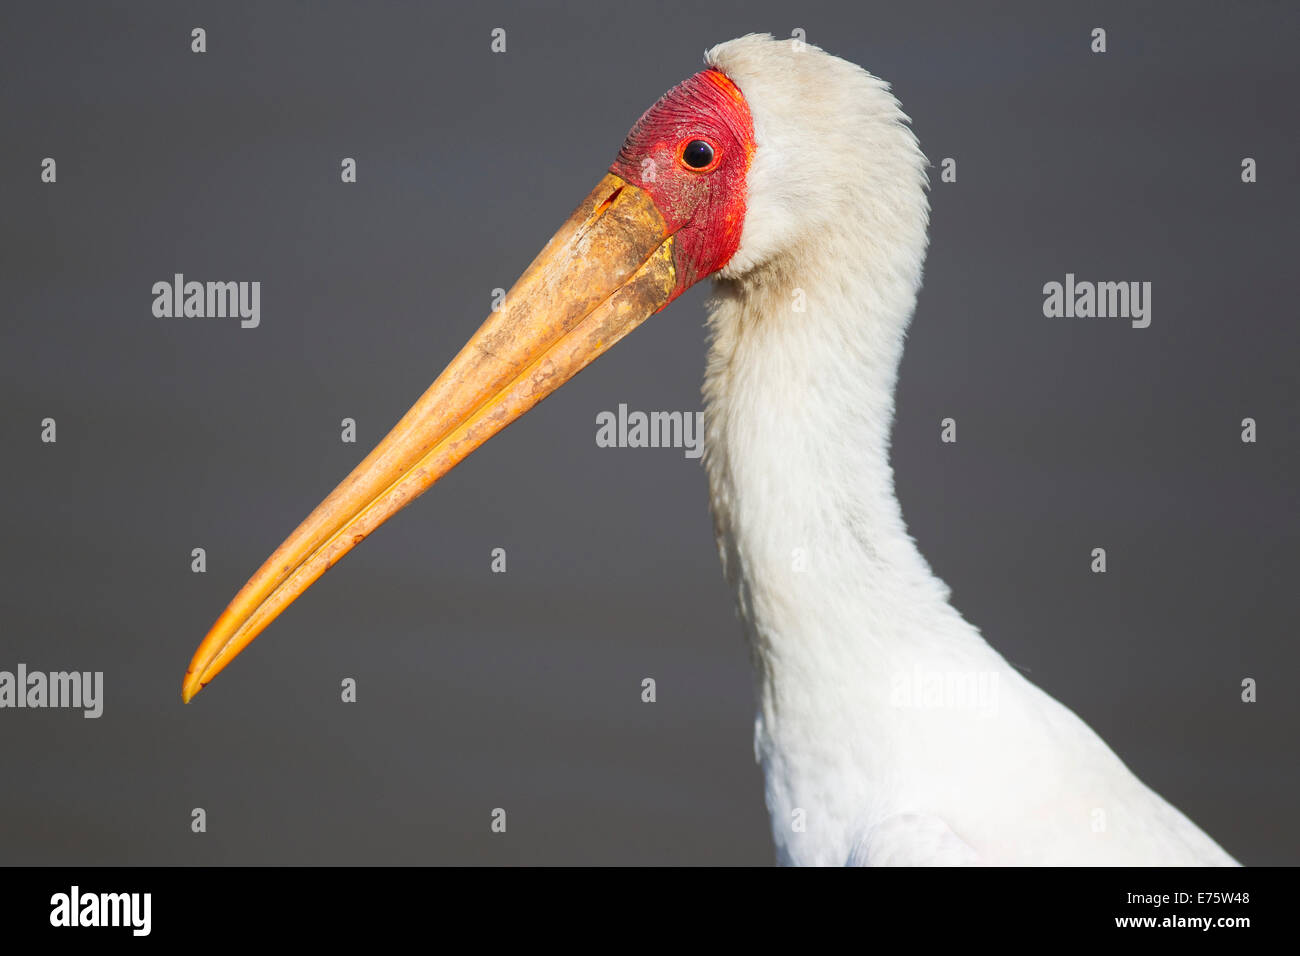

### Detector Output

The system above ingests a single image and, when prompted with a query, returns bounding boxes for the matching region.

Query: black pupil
[683,140,714,169]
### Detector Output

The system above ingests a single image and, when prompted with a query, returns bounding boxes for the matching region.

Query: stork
[181,35,1238,866]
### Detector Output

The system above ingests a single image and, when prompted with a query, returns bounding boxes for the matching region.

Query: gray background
[1,1,1296,865]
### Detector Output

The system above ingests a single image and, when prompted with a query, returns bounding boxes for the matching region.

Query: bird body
[182,34,1239,866]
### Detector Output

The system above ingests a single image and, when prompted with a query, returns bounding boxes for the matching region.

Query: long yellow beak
[182,174,676,702]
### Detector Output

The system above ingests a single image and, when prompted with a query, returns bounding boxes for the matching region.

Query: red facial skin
[610,68,755,304]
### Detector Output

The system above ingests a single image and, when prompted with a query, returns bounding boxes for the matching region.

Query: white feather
[700,34,1237,866]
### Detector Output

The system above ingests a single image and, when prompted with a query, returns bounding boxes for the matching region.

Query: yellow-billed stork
[181,34,1238,866]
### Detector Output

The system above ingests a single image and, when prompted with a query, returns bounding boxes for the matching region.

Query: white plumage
[701,35,1236,866]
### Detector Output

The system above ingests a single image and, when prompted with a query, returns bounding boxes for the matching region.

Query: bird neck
[702,230,974,765]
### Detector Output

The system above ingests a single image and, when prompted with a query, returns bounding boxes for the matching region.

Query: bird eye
[681,139,716,170]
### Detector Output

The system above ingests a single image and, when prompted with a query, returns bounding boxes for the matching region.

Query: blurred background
[0,0,1295,865]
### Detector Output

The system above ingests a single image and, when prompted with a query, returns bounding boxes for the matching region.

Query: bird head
[607,65,754,299]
